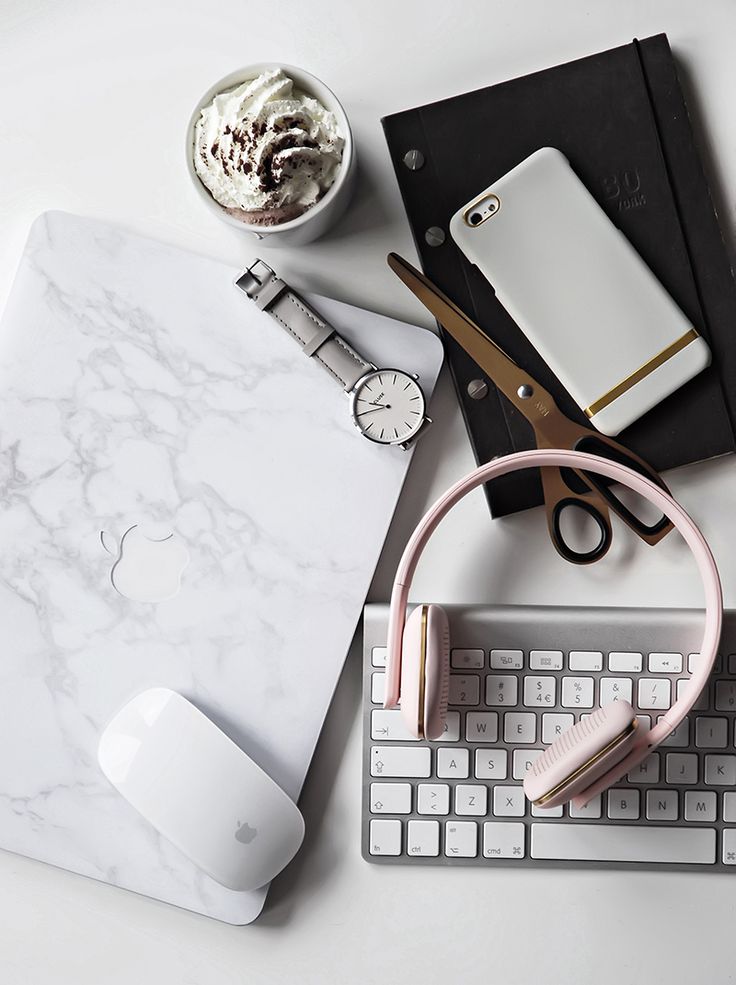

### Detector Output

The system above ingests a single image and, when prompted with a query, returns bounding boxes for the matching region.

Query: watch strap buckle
[234,260,287,311]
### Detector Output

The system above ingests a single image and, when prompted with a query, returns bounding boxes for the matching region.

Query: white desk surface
[2,0,736,981]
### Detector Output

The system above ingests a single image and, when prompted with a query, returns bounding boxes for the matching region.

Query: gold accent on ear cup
[533,717,638,806]
[584,329,699,418]
[417,605,428,739]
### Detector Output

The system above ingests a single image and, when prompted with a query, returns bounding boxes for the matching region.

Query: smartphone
[449,147,711,436]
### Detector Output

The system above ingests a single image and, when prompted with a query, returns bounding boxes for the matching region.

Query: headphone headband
[385,449,722,804]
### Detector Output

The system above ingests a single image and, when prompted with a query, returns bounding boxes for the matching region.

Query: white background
[3,0,736,982]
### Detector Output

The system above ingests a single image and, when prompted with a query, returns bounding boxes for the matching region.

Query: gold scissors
[388,252,674,565]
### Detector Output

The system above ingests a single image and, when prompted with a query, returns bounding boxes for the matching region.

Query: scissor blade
[387,253,525,402]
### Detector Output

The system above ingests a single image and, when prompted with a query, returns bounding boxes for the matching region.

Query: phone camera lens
[469,212,482,225]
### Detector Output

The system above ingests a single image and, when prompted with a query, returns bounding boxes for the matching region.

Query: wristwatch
[235,259,431,449]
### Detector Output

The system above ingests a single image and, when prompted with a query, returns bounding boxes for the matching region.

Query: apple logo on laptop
[235,820,258,845]
[101,524,189,603]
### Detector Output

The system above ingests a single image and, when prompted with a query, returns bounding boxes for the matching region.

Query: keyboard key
[705,755,736,786]
[417,783,450,815]
[561,676,594,708]
[724,792,736,823]
[407,819,440,857]
[371,646,387,667]
[370,783,411,814]
[369,818,401,855]
[569,651,603,671]
[627,753,659,784]
[437,711,460,742]
[688,652,702,673]
[371,709,418,742]
[455,784,488,816]
[568,794,602,819]
[504,712,537,744]
[600,677,633,706]
[475,748,508,780]
[465,711,498,743]
[529,650,563,671]
[608,651,643,672]
[658,716,689,747]
[646,789,678,821]
[531,802,563,818]
[684,791,717,822]
[729,654,736,675]
[723,829,736,865]
[493,785,525,817]
[483,821,525,858]
[437,747,469,779]
[513,748,543,780]
[648,652,683,673]
[370,783,412,815]
[715,680,736,711]
[523,675,556,707]
[451,648,484,669]
[449,675,480,706]
[486,675,518,707]
[666,753,698,784]
[695,716,728,749]
[607,788,640,820]
[371,673,385,704]
[637,678,671,710]
[371,746,431,778]
[531,823,715,863]
[689,652,721,674]
[542,713,574,743]
[677,677,709,712]
[490,649,523,670]
[445,820,478,858]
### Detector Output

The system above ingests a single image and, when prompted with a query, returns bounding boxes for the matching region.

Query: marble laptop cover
[0,212,443,923]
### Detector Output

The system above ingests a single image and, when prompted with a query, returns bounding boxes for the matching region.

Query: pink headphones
[384,449,722,810]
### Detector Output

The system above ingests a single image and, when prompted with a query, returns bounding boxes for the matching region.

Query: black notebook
[382,33,736,517]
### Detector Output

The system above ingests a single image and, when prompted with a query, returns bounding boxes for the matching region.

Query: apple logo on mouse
[235,820,258,845]
[100,524,189,603]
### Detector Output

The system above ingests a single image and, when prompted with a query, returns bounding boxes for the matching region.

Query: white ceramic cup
[186,64,356,247]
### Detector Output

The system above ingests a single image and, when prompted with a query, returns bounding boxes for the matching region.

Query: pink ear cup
[399,604,450,740]
[524,701,639,808]
[422,604,450,740]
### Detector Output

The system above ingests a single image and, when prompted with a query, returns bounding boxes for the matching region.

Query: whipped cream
[193,68,344,224]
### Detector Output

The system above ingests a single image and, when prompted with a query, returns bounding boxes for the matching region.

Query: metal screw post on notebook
[425,226,445,247]
[467,379,489,400]
[403,149,425,170]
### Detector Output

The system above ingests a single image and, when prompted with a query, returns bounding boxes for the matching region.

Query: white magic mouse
[98,687,305,892]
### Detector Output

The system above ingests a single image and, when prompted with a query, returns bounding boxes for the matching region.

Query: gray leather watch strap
[235,260,373,391]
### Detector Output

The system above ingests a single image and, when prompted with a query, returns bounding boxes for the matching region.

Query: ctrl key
[369,818,402,856]
[483,822,526,859]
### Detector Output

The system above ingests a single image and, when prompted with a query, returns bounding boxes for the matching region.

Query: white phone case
[449,147,711,435]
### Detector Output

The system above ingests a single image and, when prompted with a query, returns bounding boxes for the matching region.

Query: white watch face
[350,370,425,445]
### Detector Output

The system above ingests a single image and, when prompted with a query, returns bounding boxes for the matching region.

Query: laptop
[0,211,443,923]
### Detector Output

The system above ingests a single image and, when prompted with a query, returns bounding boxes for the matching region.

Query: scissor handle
[571,433,673,544]
[539,464,614,565]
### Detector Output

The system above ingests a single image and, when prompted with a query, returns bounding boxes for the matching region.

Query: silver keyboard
[361,604,736,871]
